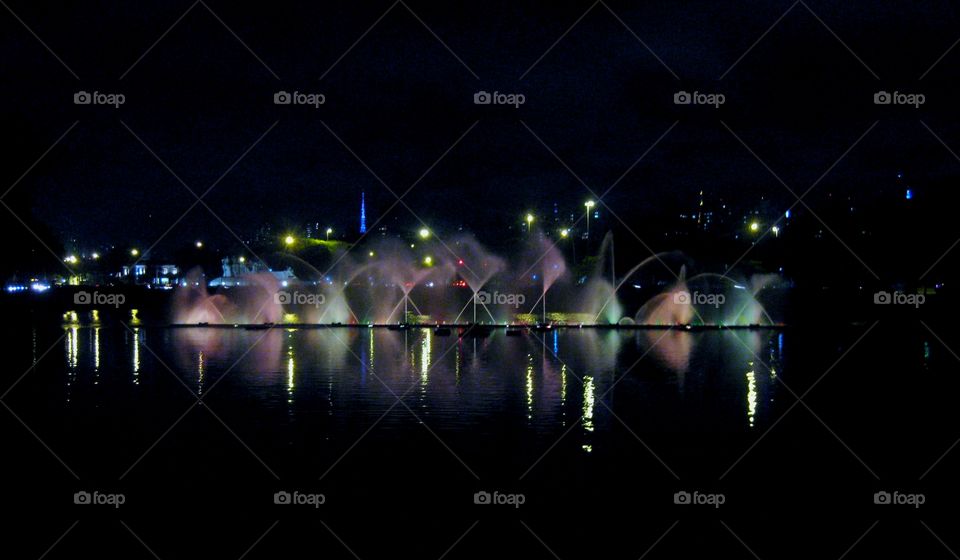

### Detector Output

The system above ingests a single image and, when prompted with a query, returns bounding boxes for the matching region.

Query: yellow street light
[423,255,433,266]
[419,228,430,239]
[284,235,295,246]
[560,229,569,238]
[130,248,139,257]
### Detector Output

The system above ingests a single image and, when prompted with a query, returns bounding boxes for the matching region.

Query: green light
[423,255,433,266]
[749,222,759,233]
[284,235,295,246]
[560,229,569,238]
[419,228,430,239]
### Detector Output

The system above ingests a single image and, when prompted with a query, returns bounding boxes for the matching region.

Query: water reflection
[286,339,295,405]
[745,363,757,428]
[197,350,205,396]
[131,327,140,384]
[582,375,596,453]
[52,326,787,443]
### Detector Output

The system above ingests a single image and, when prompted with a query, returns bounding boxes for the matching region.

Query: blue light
[359,191,367,234]
[905,189,913,200]
[784,209,791,219]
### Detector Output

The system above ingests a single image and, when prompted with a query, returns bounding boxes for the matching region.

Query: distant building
[208,257,296,288]
[120,263,180,287]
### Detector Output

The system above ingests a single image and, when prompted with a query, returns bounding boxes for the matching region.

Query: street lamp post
[326,228,333,241]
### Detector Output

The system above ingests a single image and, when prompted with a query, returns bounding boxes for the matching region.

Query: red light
[457,259,464,266]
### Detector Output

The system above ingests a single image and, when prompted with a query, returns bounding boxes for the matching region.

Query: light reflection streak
[582,374,595,453]
[525,353,534,420]
[745,362,757,428]
[93,326,101,384]
[197,351,205,396]
[132,327,140,383]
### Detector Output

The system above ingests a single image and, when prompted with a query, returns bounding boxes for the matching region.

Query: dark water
[3,319,958,556]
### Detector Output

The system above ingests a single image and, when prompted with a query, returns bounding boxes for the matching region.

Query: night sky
[3,1,960,268]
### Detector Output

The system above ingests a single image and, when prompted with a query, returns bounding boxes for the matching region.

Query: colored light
[419,228,430,239]
[560,229,569,238]
[284,236,295,246]
[423,256,433,266]
[750,222,759,232]
[130,248,139,256]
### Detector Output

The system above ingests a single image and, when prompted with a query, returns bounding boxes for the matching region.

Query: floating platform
[157,322,787,331]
